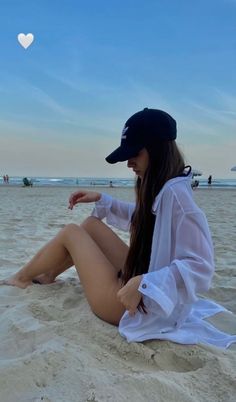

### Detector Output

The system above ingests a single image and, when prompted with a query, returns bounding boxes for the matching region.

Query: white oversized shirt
[91,174,236,348]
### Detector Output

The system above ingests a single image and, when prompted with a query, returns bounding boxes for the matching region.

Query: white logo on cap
[121,126,129,139]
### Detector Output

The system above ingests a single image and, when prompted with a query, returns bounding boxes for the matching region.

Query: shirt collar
[152,173,192,213]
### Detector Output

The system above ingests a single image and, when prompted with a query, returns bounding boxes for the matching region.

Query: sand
[0,185,236,402]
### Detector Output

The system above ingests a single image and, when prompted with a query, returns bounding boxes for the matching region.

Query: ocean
[1,176,236,188]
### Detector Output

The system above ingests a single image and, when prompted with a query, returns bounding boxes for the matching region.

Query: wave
[1,176,236,188]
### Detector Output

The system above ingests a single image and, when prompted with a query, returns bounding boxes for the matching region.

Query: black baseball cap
[105,108,177,164]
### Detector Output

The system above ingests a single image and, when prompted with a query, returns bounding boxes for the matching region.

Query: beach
[0,185,236,402]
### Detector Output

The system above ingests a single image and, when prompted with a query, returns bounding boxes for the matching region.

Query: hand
[117,275,142,316]
[68,191,101,210]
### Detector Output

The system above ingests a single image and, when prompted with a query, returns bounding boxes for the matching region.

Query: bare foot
[0,275,32,289]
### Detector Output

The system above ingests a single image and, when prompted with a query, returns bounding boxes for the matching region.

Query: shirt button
[142,283,147,289]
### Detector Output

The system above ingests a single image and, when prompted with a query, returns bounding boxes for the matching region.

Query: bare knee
[81,217,115,246]
[80,217,105,238]
[81,216,100,231]
[59,223,81,238]
[64,223,80,231]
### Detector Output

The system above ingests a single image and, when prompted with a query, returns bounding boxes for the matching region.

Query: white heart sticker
[17,33,34,49]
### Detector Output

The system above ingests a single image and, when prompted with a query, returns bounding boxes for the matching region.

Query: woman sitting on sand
[1,108,236,348]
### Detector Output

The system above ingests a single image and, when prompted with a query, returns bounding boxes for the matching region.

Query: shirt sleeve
[138,211,215,317]
[91,193,135,231]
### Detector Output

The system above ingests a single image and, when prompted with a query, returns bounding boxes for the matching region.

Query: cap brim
[105,144,143,164]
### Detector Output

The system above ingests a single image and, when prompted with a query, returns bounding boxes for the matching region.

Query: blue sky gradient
[0,0,235,178]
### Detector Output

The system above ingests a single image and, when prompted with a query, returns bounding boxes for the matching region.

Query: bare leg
[81,217,129,271]
[0,232,73,288]
[1,223,128,324]
[32,217,129,284]
[32,254,74,284]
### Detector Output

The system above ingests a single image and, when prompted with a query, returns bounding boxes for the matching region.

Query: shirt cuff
[91,193,113,219]
[138,275,175,317]
[95,193,113,206]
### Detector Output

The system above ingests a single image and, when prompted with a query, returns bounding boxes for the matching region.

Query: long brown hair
[122,140,185,312]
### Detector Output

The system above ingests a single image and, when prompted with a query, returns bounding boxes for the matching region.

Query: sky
[0,0,235,179]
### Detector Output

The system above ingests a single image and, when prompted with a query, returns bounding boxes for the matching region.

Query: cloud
[29,86,72,116]
[188,101,236,127]
[213,88,236,114]
[1,69,235,178]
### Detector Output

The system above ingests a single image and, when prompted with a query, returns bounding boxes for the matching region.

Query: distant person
[3,175,6,184]
[22,177,33,187]
[191,179,199,190]
[1,108,236,348]
[208,175,212,185]
[109,180,114,188]
[5,174,9,184]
